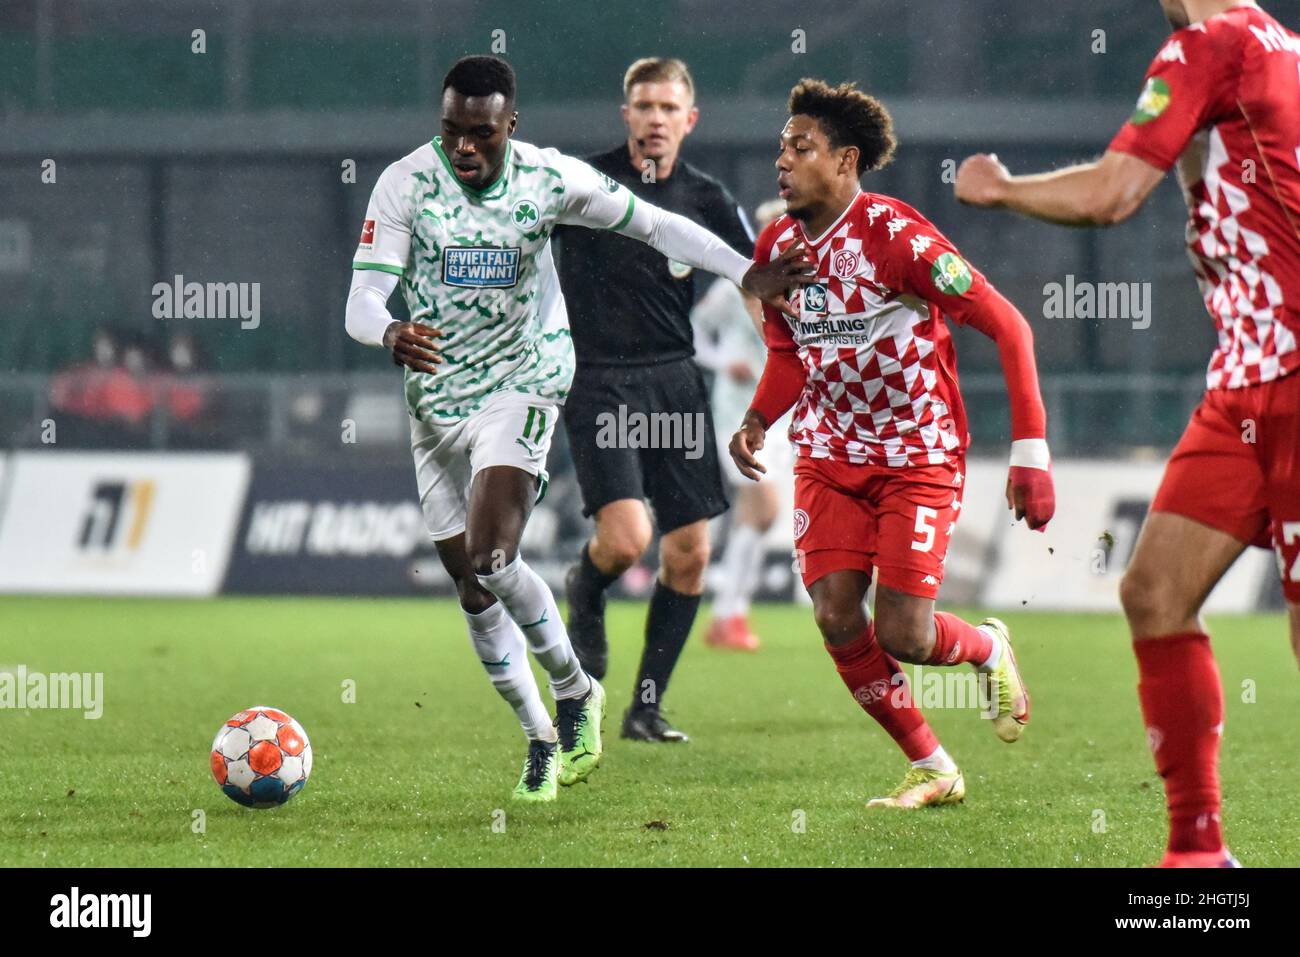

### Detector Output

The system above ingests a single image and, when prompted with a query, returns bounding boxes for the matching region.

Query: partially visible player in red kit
[730,79,1055,809]
[957,0,1300,866]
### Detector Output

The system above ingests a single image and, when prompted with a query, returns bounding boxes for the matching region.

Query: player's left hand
[742,239,816,320]
[955,153,1011,208]
[1006,465,1055,532]
[728,411,769,482]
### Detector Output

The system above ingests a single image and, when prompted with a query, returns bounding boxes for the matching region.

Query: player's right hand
[741,239,817,320]
[728,412,768,482]
[1006,465,1055,532]
[955,153,1011,208]
[383,320,443,374]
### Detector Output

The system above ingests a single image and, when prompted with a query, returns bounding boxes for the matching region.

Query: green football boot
[979,617,1030,742]
[866,766,966,809]
[555,677,605,786]
[511,739,559,803]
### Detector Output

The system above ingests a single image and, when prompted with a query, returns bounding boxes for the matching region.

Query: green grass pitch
[1,596,1296,867]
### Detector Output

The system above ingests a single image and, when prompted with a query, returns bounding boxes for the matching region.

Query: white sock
[911,744,958,773]
[977,627,1002,671]
[477,557,592,701]
[714,523,763,619]
[463,601,554,742]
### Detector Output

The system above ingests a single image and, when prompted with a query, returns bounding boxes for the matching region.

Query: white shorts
[410,391,558,541]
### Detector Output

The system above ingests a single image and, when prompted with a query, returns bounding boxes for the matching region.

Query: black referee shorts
[563,357,729,534]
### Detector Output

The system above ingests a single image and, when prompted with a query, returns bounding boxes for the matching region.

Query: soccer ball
[210,706,312,808]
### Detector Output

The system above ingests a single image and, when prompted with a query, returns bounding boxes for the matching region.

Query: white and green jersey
[353,137,638,424]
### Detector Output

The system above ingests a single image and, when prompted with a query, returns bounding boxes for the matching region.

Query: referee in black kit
[556,57,756,743]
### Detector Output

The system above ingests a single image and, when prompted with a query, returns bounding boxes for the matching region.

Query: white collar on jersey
[797,189,863,248]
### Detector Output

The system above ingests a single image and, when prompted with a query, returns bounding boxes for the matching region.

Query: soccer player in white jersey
[344,56,812,802]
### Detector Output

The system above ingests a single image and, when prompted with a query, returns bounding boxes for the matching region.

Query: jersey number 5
[912,507,939,553]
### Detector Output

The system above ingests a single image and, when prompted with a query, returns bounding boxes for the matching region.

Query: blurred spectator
[48,328,154,447]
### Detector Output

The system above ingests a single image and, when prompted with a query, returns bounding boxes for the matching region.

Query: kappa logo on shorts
[792,508,810,540]
[442,247,521,288]
[922,574,939,587]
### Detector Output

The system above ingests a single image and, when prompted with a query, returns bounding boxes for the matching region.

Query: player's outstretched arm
[956,22,1234,228]
[554,154,814,317]
[884,213,1055,530]
[954,150,1164,227]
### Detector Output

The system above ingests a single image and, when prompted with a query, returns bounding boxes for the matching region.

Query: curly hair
[787,78,896,175]
[443,55,517,104]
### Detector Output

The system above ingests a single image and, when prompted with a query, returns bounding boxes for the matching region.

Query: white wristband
[1009,438,1051,471]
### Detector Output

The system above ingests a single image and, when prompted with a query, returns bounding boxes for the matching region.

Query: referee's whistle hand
[742,240,817,320]
[384,320,444,375]
[729,421,767,482]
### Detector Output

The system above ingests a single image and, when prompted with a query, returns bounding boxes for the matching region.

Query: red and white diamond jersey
[1109,5,1300,390]
[756,191,996,468]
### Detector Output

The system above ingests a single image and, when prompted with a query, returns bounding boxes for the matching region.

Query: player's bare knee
[1119,566,1163,628]
[455,576,497,615]
[662,542,709,592]
[874,621,929,663]
[468,543,518,579]
[812,601,861,645]
[601,536,647,573]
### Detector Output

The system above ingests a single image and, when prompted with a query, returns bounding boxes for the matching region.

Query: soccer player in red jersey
[730,79,1056,808]
[956,0,1300,867]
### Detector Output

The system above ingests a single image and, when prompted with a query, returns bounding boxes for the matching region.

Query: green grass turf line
[0,597,1295,867]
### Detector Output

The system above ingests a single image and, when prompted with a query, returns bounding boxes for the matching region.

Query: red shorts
[1151,371,1300,600]
[792,454,964,599]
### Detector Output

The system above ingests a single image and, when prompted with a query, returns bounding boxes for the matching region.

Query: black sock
[632,581,701,711]
[577,542,620,599]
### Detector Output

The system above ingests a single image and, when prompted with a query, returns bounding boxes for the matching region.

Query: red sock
[927,612,994,666]
[1134,633,1224,854]
[826,623,938,762]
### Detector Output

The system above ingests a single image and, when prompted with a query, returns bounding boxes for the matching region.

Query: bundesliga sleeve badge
[1131,77,1171,125]
[931,252,973,295]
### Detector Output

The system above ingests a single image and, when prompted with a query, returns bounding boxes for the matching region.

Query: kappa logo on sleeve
[358,219,375,249]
